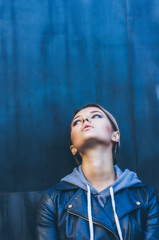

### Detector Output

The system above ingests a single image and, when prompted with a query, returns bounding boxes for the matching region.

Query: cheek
[70,128,80,145]
[106,124,113,133]
[101,122,113,136]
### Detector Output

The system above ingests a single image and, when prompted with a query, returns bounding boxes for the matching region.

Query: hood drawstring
[87,184,94,240]
[110,187,123,240]
[86,185,123,240]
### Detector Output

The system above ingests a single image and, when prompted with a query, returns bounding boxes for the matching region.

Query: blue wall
[1,1,159,239]
[0,0,159,194]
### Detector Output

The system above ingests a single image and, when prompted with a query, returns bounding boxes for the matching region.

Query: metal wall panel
[126,0,159,187]
[0,0,159,238]
[0,0,142,192]
[0,191,42,239]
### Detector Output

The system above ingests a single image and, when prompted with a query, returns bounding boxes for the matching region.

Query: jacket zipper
[67,210,119,240]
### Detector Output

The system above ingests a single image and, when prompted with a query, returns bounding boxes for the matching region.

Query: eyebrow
[73,110,103,121]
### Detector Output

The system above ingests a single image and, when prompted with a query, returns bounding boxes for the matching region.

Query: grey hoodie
[61,165,142,208]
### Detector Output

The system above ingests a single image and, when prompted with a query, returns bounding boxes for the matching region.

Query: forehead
[73,107,105,119]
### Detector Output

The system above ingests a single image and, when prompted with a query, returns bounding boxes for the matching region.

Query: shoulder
[40,182,79,207]
[46,181,78,196]
[129,184,159,205]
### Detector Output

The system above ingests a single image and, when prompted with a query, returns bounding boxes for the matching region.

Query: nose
[82,115,91,123]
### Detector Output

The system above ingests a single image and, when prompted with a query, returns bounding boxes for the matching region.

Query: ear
[70,145,78,155]
[111,131,120,142]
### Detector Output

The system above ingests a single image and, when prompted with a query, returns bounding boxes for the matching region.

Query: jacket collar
[57,182,144,235]
[65,188,116,234]
[55,181,79,190]
[108,187,144,222]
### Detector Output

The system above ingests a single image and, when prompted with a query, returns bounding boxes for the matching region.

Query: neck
[81,146,116,191]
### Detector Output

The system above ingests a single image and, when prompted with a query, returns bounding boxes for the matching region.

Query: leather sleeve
[143,188,159,239]
[36,191,58,240]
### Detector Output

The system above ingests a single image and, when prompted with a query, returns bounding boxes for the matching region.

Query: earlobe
[112,131,120,142]
[70,145,78,155]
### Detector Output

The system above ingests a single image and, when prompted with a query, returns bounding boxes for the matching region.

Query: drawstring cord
[110,187,123,240]
[87,184,94,240]
[86,185,123,240]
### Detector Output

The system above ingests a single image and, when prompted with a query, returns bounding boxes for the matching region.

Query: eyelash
[92,114,103,119]
[72,119,81,126]
[72,114,103,126]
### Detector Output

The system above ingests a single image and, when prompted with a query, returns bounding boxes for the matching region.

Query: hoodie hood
[61,165,142,207]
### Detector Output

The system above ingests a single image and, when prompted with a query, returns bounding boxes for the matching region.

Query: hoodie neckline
[61,165,142,198]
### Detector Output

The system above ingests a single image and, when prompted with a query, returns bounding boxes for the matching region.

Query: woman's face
[70,107,117,152]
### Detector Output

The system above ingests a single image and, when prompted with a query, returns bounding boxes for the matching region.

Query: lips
[82,124,94,131]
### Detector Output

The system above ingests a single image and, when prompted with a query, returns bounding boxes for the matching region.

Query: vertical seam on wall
[125,0,138,173]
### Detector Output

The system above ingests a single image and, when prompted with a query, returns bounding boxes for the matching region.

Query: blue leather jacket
[36,182,159,239]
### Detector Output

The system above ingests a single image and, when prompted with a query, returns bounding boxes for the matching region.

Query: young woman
[36,103,159,240]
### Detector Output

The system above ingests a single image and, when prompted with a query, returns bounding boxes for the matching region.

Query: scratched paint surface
[126,0,159,186]
[0,191,42,239]
[0,0,159,239]
[0,0,159,193]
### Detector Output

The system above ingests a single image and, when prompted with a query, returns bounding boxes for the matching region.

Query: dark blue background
[0,0,159,239]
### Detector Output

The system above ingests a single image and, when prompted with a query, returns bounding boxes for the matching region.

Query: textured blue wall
[0,0,159,193]
[0,1,159,239]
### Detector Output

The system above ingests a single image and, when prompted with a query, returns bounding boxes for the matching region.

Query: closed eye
[92,114,103,119]
[72,119,81,126]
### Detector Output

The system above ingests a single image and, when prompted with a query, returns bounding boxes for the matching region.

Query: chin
[79,137,107,150]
